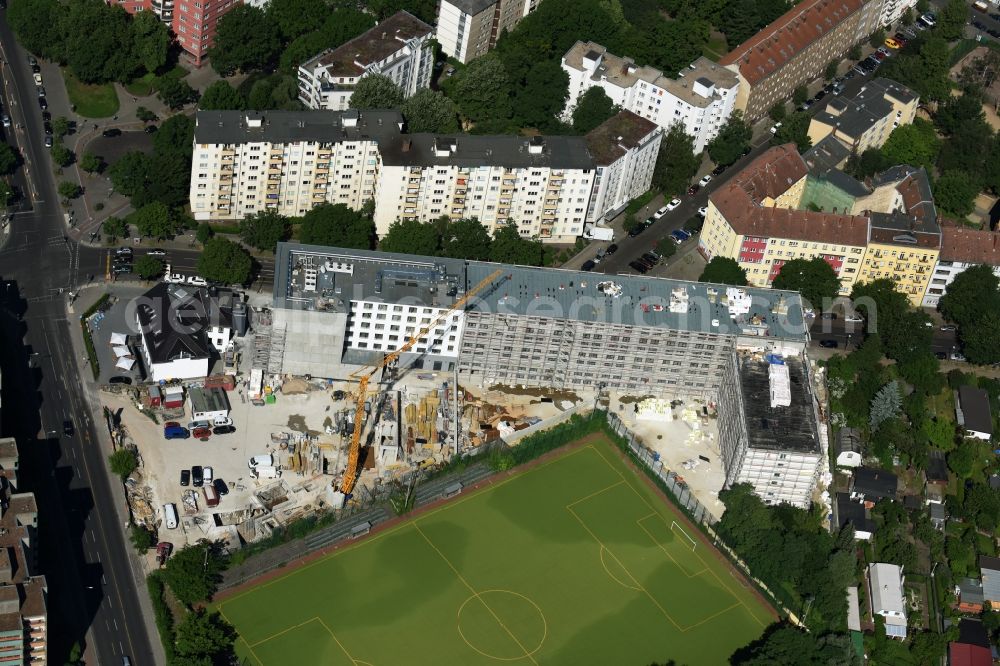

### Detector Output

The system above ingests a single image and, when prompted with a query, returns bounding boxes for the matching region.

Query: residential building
[835,427,862,467]
[922,226,1000,307]
[561,42,739,153]
[802,135,853,172]
[0,438,46,666]
[373,133,596,243]
[837,493,874,539]
[271,243,821,507]
[957,578,985,613]
[297,11,434,111]
[980,555,1000,606]
[436,0,541,64]
[879,0,918,27]
[868,562,907,639]
[699,144,941,305]
[808,78,918,153]
[172,0,240,66]
[949,619,993,666]
[134,282,241,382]
[191,109,613,243]
[851,467,897,502]
[956,385,993,440]
[583,111,661,224]
[720,0,881,121]
[929,502,947,530]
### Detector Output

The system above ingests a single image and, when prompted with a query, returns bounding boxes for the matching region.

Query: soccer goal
[671,521,697,551]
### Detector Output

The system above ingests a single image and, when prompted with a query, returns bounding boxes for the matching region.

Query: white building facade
[878,0,918,26]
[868,563,907,639]
[922,227,1000,307]
[561,41,739,153]
[585,111,661,224]
[347,301,464,358]
[436,0,541,64]
[297,11,434,111]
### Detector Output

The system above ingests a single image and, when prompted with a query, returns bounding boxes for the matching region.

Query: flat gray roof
[739,354,821,453]
[195,110,404,146]
[273,243,810,340]
[378,134,595,170]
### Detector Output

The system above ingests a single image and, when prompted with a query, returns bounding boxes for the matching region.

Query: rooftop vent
[528,136,544,155]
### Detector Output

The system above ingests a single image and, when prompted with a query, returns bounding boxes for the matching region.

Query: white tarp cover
[115,357,136,371]
[110,332,128,345]
[113,346,132,358]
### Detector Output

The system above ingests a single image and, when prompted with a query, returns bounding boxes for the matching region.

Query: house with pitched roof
[956,386,993,441]
[922,224,1000,307]
[808,78,918,153]
[720,0,881,121]
[868,562,907,639]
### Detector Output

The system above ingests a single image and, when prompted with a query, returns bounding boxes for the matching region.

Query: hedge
[80,293,110,381]
[147,572,176,663]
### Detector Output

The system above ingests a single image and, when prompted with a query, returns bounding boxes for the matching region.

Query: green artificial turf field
[217,437,773,665]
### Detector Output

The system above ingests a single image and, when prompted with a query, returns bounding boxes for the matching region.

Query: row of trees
[380,217,548,266]
[8,0,169,85]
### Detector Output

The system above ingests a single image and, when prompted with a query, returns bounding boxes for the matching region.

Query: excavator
[338,268,504,496]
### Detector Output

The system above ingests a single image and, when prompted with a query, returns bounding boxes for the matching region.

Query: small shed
[836,427,863,467]
[147,385,162,408]
[929,502,947,530]
[187,386,231,422]
[836,493,874,540]
[846,586,862,632]
[956,386,993,440]
[162,385,184,409]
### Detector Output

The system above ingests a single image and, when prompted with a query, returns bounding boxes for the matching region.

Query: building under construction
[267,243,823,507]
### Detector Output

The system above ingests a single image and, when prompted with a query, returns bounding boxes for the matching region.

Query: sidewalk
[66,286,167,666]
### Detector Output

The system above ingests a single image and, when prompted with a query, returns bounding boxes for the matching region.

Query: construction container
[147,385,162,407]
[204,374,236,391]
[163,386,184,409]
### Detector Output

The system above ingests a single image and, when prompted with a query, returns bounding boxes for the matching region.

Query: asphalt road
[807,316,959,353]
[594,64,878,276]
[0,15,154,666]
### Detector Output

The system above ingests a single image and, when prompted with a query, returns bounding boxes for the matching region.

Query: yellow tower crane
[339,268,505,495]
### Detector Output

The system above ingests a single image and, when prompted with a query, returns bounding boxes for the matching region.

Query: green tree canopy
[80,152,103,174]
[298,203,375,249]
[938,0,969,40]
[0,143,18,175]
[162,542,226,607]
[699,257,748,286]
[208,5,282,75]
[108,448,137,479]
[771,111,812,152]
[379,218,440,256]
[440,218,492,260]
[939,264,1000,330]
[239,210,290,252]
[571,87,618,134]
[49,141,73,168]
[400,89,459,134]
[102,216,128,240]
[133,255,164,280]
[7,0,62,59]
[58,181,81,199]
[963,311,1000,365]
[197,237,252,285]
[771,257,840,309]
[881,118,940,170]
[198,80,246,111]
[129,525,155,551]
[196,222,214,245]
[266,0,328,40]
[652,125,699,196]
[157,76,199,110]
[845,148,891,179]
[129,10,169,75]
[109,152,151,198]
[349,74,404,109]
[730,624,857,665]
[851,278,931,363]
[490,223,544,266]
[153,114,196,158]
[707,111,752,167]
[129,202,178,239]
[175,609,237,663]
[934,169,979,217]
[451,54,514,129]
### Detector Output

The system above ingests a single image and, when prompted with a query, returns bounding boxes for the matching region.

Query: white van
[163,503,178,530]
[250,465,281,480]
[248,454,273,468]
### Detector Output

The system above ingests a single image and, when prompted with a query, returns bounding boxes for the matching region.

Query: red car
[164,421,180,427]
[192,427,212,439]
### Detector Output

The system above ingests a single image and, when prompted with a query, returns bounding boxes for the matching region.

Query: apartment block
[272,243,821,507]
[879,0,918,27]
[720,0,881,121]
[583,111,660,224]
[191,109,662,243]
[172,0,241,66]
[699,144,941,305]
[0,438,46,666]
[190,110,399,221]
[562,42,738,153]
[374,134,595,242]
[297,11,434,111]
[436,0,540,64]
[923,226,1000,307]
[808,78,918,153]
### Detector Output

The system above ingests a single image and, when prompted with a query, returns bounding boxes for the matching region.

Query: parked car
[212,424,236,435]
[102,128,121,138]
[819,339,839,348]
[653,205,669,219]
[192,427,212,439]
[628,260,649,274]
[580,259,596,272]
[63,420,74,436]
[670,229,691,244]
[180,469,190,487]
[27,55,36,67]
[627,221,648,237]
[697,206,708,218]
[686,184,700,195]
[950,352,967,362]
[213,478,230,496]
[144,125,157,134]
[698,174,712,187]
[799,100,813,111]
[37,97,46,110]
[146,249,167,257]
[812,90,826,103]
[191,466,204,487]
[940,324,956,331]
[163,425,189,440]
[641,252,660,266]
[665,197,681,211]
[116,247,132,256]
[108,376,132,385]
[1,115,10,128]
[884,37,902,49]
[203,466,214,484]
[821,312,838,320]
[44,136,52,148]
[935,351,948,359]
[711,163,727,177]
[32,73,41,85]
[604,243,618,255]
[770,122,783,134]
[845,313,863,323]
[40,111,50,122]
